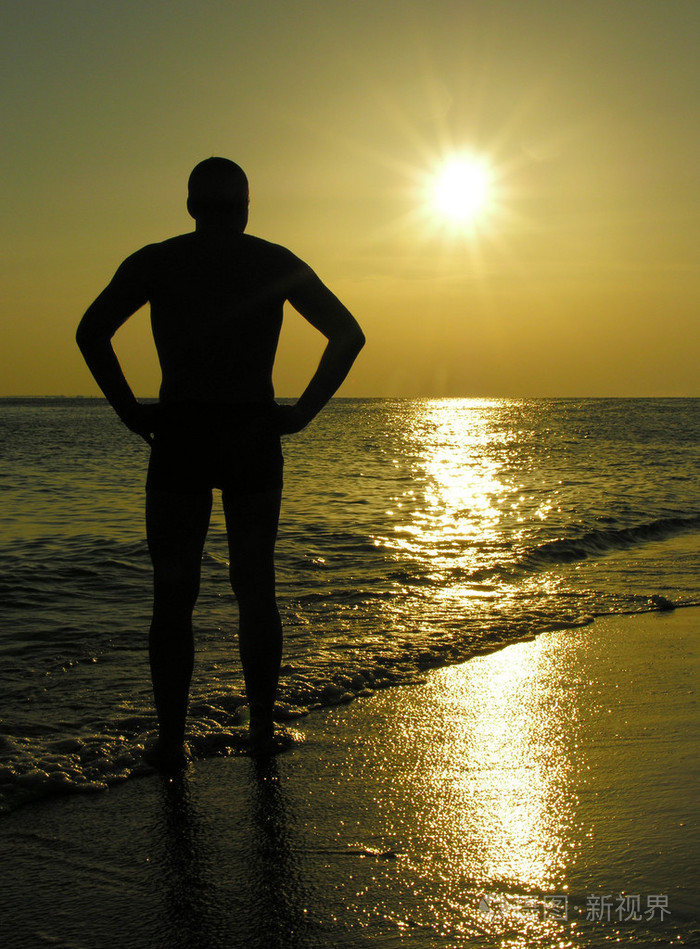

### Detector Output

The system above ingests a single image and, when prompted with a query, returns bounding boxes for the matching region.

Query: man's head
[187,157,249,230]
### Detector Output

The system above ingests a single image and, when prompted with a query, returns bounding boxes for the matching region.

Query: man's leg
[146,488,212,764]
[223,488,282,750]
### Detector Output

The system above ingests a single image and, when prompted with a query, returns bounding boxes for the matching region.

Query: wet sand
[2,609,698,948]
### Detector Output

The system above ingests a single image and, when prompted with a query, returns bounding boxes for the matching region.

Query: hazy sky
[3,0,698,397]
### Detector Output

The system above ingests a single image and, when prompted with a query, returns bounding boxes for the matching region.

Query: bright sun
[431,155,492,227]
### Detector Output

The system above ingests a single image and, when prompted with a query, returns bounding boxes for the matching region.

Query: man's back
[123,231,309,404]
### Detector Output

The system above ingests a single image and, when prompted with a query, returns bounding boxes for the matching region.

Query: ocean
[1,397,699,814]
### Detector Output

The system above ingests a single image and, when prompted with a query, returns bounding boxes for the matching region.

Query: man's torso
[129,231,308,404]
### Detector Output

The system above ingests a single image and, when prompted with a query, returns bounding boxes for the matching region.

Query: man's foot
[143,739,190,775]
[248,716,274,755]
[248,722,297,757]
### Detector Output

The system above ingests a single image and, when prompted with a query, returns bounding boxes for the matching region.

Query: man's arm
[281,265,365,433]
[76,253,157,444]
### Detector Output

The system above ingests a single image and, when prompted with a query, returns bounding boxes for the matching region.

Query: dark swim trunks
[146,402,283,495]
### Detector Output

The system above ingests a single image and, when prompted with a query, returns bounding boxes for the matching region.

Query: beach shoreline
[2,607,698,948]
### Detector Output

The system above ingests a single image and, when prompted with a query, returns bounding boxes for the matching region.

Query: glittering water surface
[0,397,699,812]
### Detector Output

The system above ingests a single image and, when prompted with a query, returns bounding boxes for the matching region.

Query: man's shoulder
[238,233,303,267]
[137,232,196,257]
[138,231,301,264]
[117,235,187,270]
[228,234,313,285]
[119,232,311,294]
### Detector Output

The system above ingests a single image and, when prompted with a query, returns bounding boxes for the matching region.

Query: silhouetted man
[76,157,365,766]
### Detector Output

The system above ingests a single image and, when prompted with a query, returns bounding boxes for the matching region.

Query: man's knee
[229,561,275,608]
[153,561,201,611]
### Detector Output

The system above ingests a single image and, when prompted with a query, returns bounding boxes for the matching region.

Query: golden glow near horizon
[1,2,699,397]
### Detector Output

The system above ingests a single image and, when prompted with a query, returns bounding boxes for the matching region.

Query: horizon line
[1,394,698,402]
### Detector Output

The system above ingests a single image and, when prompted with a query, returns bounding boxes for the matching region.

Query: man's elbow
[76,310,111,354]
[75,321,88,351]
[330,323,364,359]
[347,324,366,355]
[75,321,97,355]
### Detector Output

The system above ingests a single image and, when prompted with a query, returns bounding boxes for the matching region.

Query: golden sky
[3,0,699,397]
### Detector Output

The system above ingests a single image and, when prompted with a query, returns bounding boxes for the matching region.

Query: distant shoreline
[1,395,699,404]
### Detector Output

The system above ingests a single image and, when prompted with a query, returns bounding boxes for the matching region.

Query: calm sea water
[1,397,699,812]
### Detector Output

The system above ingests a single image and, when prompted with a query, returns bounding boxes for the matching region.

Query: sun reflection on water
[379,631,585,944]
[372,399,578,635]
[377,399,540,587]
[426,641,579,891]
